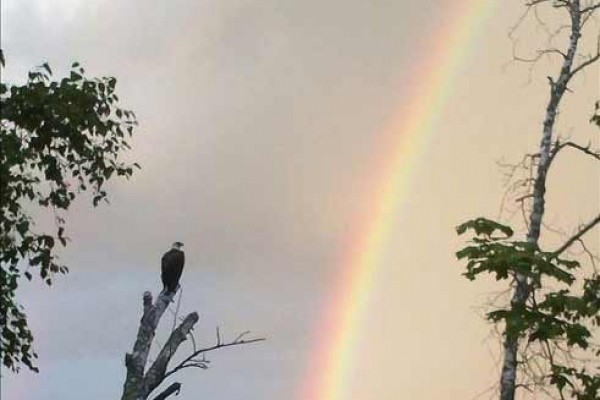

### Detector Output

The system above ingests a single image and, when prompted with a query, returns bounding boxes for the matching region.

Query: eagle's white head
[171,241,184,251]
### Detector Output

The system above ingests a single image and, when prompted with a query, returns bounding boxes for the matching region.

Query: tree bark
[120,290,194,400]
[499,2,584,400]
[119,289,264,400]
[141,312,199,397]
[151,383,181,400]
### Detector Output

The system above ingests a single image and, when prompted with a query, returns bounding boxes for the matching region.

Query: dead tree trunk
[120,290,264,400]
[120,290,196,400]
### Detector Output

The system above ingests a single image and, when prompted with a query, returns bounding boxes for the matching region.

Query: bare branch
[496,153,539,223]
[151,382,181,400]
[553,214,600,255]
[234,330,251,343]
[142,312,199,397]
[580,4,599,27]
[526,0,557,7]
[548,140,600,170]
[580,3,600,14]
[163,336,266,382]
[515,193,535,203]
[121,289,264,400]
[575,237,599,273]
[569,50,600,78]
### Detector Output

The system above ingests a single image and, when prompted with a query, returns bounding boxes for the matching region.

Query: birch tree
[457,1,600,399]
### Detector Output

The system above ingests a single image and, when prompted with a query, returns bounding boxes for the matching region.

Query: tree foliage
[456,1,599,398]
[0,56,138,372]
[457,218,599,398]
[591,102,600,128]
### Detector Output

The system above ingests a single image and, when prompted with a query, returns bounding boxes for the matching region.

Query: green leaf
[0,58,139,373]
[456,217,514,238]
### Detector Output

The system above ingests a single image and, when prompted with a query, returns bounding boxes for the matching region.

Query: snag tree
[120,290,264,400]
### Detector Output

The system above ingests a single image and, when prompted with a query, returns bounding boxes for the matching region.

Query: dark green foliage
[456,218,578,286]
[456,217,514,239]
[591,101,600,128]
[550,365,600,400]
[457,218,599,398]
[0,59,138,372]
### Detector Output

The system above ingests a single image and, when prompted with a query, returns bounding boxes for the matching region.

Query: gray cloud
[2,1,598,399]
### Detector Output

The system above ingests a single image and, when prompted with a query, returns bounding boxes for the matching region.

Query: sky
[1,1,599,400]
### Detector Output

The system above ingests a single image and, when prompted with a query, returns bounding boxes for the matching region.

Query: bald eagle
[161,242,185,294]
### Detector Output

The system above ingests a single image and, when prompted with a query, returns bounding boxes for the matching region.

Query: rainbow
[301,2,497,399]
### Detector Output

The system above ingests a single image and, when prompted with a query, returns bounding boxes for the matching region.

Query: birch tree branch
[552,141,600,161]
[580,3,600,14]
[553,214,600,256]
[569,51,600,79]
[547,140,600,172]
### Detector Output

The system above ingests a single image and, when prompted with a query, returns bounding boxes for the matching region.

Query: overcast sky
[2,1,598,399]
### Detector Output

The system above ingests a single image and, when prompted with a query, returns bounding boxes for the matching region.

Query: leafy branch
[457,217,600,398]
[1,59,139,372]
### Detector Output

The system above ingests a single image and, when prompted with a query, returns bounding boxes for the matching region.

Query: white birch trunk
[499,2,583,399]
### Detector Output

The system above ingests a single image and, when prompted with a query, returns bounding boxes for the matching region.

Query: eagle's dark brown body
[161,248,185,293]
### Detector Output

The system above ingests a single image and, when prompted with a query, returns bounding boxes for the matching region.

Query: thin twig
[163,336,266,381]
[553,214,600,255]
